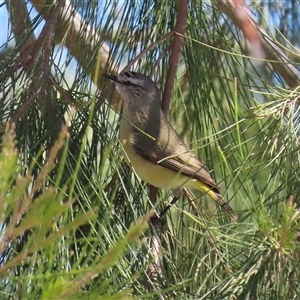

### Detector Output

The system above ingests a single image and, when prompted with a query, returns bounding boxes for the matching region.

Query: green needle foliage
[0,125,151,299]
[0,0,300,299]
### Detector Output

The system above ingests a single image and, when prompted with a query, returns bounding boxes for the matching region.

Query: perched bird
[103,71,234,217]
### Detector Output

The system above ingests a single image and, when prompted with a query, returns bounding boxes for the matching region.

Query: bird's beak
[102,73,119,83]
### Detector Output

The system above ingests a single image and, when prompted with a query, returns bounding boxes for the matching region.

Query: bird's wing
[131,116,220,193]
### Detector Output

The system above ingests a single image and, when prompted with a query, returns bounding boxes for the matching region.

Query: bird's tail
[218,199,237,221]
[195,181,237,221]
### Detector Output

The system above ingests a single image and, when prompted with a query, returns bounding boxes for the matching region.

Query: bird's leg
[158,188,182,218]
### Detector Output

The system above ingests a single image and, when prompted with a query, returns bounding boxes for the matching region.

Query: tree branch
[215,0,300,88]
[161,0,188,116]
[30,0,113,97]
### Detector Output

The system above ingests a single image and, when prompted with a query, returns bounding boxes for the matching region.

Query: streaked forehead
[118,72,156,87]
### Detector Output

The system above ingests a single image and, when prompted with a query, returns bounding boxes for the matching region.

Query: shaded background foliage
[0,0,300,299]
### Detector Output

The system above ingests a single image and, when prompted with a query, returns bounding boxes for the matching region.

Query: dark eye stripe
[124,71,135,78]
[123,80,135,86]
[120,72,136,86]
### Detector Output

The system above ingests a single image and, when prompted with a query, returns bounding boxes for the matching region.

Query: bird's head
[103,71,161,106]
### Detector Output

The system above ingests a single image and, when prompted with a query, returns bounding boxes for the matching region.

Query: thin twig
[122,31,174,74]
[149,47,170,78]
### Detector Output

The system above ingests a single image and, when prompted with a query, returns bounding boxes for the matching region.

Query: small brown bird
[104,71,234,217]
